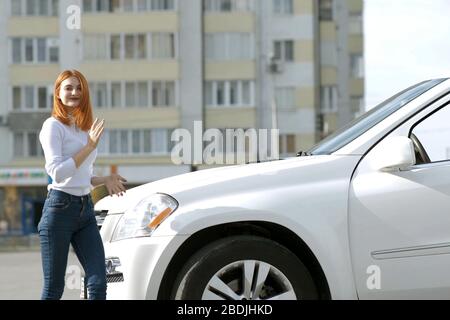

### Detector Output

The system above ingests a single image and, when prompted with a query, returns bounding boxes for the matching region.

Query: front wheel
[171,235,319,300]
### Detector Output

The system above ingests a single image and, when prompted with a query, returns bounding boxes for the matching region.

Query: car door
[349,102,450,299]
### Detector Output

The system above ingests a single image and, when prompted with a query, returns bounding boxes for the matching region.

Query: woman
[38,69,127,300]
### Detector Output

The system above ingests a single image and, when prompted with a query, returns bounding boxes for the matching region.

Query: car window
[307,78,446,155]
[412,103,450,163]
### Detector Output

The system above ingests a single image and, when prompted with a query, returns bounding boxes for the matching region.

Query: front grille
[107,273,124,283]
[94,210,108,230]
[80,273,124,299]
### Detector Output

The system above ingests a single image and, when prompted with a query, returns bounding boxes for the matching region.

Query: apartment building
[0,0,364,233]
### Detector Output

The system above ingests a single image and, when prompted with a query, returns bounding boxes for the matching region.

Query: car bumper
[82,234,189,300]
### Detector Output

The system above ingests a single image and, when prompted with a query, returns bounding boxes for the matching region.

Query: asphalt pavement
[0,249,83,300]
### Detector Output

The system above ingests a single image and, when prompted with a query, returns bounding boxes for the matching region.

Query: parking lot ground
[0,250,82,300]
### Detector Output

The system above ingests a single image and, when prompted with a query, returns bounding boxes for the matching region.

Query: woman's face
[58,76,81,108]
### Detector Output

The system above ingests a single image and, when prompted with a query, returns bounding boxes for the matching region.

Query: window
[152,82,161,106]
[205,80,254,107]
[98,0,110,11]
[123,0,134,11]
[25,39,34,62]
[13,131,42,157]
[37,38,46,62]
[137,0,148,10]
[120,130,129,154]
[273,0,293,14]
[275,87,296,110]
[320,86,338,112]
[91,80,176,108]
[51,0,58,16]
[151,0,175,10]
[11,37,59,64]
[220,0,232,11]
[125,35,135,59]
[28,132,39,156]
[48,39,59,62]
[412,105,450,163]
[12,85,53,111]
[152,33,175,59]
[139,82,148,107]
[83,0,175,13]
[13,87,21,110]
[143,130,152,153]
[83,34,108,60]
[230,81,238,105]
[14,132,24,157]
[274,40,294,62]
[11,0,22,15]
[38,87,48,109]
[123,34,147,59]
[111,82,122,108]
[349,12,363,34]
[125,82,136,107]
[110,130,119,154]
[132,130,142,153]
[319,0,333,21]
[350,54,364,78]
[26,0,37,15]
[12,38,21,63]
[204,0,254,12]
[164,82,175,106]
[111,35,121,60]
[242,81,251,105]
[98,128,172,155]
[152,81,175,106]
[85,33,175,61]
[137,34,147,59]
[38,0,49,15]
[205,33,254,61]
[24,86,34,110]
[95,83,108,108]
[110,0,121,12]
[152,129,168,153]
[11,0,58,16]
[216,82,225,105]
[83,0,93,12]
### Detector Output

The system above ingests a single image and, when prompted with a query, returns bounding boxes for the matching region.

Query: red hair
[52,70,93,132]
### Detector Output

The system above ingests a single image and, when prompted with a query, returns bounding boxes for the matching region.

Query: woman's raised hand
[88,118,105,149]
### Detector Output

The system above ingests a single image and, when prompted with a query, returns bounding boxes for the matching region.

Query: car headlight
[111,193,178,242]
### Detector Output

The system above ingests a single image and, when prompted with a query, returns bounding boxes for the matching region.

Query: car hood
[95,155,344,214]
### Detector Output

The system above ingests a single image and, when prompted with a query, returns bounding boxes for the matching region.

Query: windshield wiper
[296,150,312,157]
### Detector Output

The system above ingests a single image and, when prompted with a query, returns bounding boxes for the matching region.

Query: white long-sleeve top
[39,117,97,196]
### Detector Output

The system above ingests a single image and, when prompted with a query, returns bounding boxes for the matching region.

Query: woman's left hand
[105,174,127,197]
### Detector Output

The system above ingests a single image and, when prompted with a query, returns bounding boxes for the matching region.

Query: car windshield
[307,78,447,155]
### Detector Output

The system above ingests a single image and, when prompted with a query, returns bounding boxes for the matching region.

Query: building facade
[0,0,364,233]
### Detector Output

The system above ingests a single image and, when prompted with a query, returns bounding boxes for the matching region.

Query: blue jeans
[37,189,107,300]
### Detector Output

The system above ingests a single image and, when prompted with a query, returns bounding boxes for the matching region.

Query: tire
[171,235,319,300]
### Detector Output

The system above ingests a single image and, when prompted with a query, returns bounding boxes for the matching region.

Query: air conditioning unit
[0,115,8,126]
[268,58,284,74]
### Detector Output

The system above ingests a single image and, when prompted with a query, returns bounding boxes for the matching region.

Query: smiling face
[58,76,82,108]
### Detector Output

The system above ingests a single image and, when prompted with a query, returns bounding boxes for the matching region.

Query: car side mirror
[369,136,416,171]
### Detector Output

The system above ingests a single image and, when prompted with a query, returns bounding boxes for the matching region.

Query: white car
[94,78,450,300]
